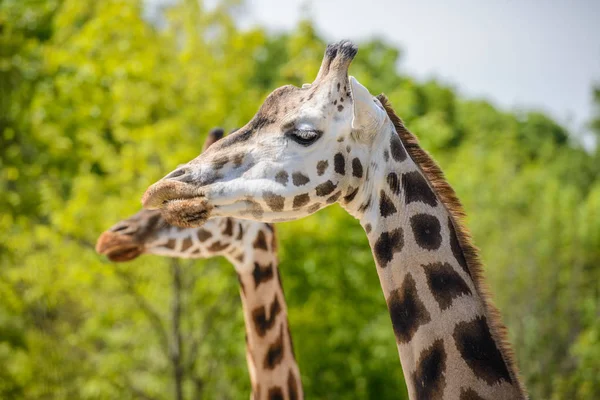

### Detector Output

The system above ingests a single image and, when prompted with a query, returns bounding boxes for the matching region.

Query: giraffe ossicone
[98,128,303,400]
[142,41,528,399]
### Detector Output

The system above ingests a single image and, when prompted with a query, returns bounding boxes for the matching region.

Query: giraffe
[141,42,528,399]
[97,128,303,400]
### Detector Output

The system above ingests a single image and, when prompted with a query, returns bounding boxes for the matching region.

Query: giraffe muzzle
[141,179,205,210]
[96,231,144,262]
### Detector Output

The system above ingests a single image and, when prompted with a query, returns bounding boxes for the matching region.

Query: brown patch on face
[252,262,275,288]
[334,153,345,175]
[343,186,359,203]
[383,149,390,162]
[264,191,285,212]
[352,158,363,178]
[412,339,447,400]
[236,225,244,240]
[253,231,268,250]
[337,104,344,112]
[242,199,264,219]
[263,323,285,369]
[251,294,281,336]
[275,170,289,186]
[307,203,321,213]
[317,160,329,176]
[207,241,229,252]
[387,273,431,344]
[233,153,245,168]
[315,180,337,196]
[293,193,310,209]
[212,155,229,170]
[165,238,177,250]
[292,172,310,186]
[180,237,193,251]
[364,223,372,234]
[197,229,212,242]
[326,191,342,204]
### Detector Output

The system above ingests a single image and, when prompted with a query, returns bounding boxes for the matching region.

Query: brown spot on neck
[253,230,269,250]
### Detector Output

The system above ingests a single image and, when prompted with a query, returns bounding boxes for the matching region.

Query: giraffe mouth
[96,231,144,262]
[104,245,144,262]
[141,180,213,228]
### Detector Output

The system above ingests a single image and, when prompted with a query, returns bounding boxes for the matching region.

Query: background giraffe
[97,129,302,400]
[143,42,528,399]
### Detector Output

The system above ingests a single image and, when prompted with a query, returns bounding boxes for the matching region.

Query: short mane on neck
[376,93,527,398]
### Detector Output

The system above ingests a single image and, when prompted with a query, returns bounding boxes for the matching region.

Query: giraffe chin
[160,197,213,228]
[105,246,143,262]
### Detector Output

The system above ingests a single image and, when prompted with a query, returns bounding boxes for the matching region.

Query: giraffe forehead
[251,81,352,132]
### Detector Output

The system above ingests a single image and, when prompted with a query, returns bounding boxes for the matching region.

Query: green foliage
[1,0,598,398]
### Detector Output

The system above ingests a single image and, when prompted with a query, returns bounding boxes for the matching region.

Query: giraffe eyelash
[286,128,323,146]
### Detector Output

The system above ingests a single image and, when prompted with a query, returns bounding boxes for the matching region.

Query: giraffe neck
[224,224,303,400]
[345,118,525,399]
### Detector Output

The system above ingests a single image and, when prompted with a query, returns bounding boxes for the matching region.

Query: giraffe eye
[287,129,322,146]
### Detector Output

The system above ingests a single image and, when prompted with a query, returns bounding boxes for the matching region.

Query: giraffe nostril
[165,168,188,180]
[111,224,129,233]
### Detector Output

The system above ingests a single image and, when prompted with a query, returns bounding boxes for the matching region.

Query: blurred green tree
[0,0,598,398]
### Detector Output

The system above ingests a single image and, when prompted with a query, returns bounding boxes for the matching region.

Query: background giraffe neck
[224,225,303,400]
[148,222,303,400]
[352,117,526,399]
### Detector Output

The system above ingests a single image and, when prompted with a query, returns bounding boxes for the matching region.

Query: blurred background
[1,0,599,399]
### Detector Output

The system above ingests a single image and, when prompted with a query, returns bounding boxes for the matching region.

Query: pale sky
[151,0,600,141]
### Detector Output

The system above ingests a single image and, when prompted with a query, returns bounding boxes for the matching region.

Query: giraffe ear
[350,76,386,140]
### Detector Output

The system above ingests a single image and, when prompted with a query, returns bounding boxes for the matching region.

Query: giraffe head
[99,126,276,264]
[142,41,390,227]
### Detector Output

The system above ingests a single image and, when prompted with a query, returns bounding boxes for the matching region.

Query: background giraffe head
[95,208,276,269]
[142,41,390,227]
